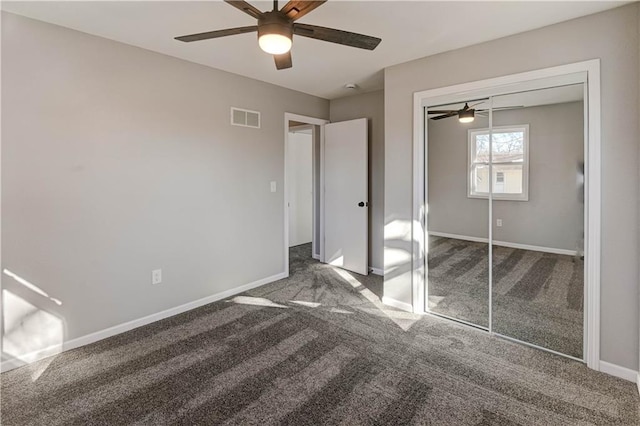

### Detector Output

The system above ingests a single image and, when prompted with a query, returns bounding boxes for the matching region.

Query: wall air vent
[231,107,261,129]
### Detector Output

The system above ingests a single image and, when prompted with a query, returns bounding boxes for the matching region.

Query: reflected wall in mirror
[426,99,490,328]
[490,84,585,359]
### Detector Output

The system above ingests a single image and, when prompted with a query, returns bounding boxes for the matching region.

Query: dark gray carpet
[428,236,584,358]
[2,243,638,425]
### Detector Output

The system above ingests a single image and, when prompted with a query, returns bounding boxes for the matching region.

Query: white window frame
[467,124,529,201]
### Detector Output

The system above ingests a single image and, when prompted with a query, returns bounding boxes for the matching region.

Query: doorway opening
[284,113,328,276]
[287,123,318,268]
[284,113,371,282]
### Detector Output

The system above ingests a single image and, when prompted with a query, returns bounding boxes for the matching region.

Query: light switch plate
[270,181,277,192]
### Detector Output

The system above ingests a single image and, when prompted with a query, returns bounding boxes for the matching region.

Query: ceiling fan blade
[430,112,458,120]
[175,26,257,42]
[224,0,264,19]
[280,1,326,20]
[294,23,381,50]
[427,110,457,114]
[274,51,293,70]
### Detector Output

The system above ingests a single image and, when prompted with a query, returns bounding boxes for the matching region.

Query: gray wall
[329,90,384,271]
[1,12,329,353]
[384,4,639,370]
[428,102,584,252]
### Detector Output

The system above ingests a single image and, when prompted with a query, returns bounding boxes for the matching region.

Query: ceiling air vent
[231,107,261,129]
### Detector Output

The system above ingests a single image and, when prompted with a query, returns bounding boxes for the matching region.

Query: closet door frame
[411,60,600,370]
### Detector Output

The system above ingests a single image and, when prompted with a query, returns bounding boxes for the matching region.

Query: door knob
[358,202,368,207]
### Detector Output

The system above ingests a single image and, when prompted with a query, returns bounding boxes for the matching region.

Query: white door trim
[411,59,601,370]
[284,113,329,276]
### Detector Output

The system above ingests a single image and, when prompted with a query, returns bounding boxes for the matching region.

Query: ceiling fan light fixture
[258,33,292,54]
[458,109,475,123]
[257,11,293,55]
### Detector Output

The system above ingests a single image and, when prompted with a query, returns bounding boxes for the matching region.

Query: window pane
[492,131,524,163]
[471,164,490,194]
[474,134,490,162]
[492,164,523,194]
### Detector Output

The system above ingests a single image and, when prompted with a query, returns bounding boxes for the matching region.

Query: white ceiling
[1,1,627,100]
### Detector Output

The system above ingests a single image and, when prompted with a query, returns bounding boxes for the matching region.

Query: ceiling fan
[428,102,522,123]
[174,0,382,70]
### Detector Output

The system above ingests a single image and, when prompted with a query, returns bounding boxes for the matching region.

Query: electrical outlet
[496,219,503,227]
[152,269,162,285]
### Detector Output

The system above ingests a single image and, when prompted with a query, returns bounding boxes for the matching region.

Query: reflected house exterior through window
[468,125,529,201]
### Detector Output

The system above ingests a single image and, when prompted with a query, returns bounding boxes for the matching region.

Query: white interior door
[324,118,368,275]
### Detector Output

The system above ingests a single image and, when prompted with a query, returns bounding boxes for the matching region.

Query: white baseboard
[637,373,640,396]
[381,296,413,312]
[369,267,384,276]
[1,271,287,373]
[1,345,63,372]
[598,361,638,382]
[428,231,578,256]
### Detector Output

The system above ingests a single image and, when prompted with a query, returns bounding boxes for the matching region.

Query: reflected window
[468,125,529,201]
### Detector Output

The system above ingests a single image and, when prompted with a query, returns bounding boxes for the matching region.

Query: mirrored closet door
[490,84,585,359]
[426,100,490,329]
[424,81,586,360]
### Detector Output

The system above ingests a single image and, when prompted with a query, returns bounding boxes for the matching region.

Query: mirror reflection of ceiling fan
[428,102,523,123]
[175,0,382,70]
